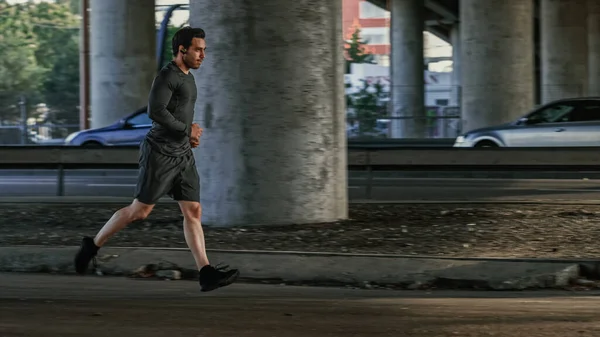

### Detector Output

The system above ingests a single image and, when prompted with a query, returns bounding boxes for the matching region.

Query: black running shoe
[74,236,99,275]
[199,263,240,292]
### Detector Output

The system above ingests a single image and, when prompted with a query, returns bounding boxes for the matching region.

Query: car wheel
[474,140,499,148]
[81,141,103,147]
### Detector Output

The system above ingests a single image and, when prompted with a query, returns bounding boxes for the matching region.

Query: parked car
[64,107,152,146]
[454,97,600,147]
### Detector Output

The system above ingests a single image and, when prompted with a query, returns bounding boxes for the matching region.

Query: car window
[570,102,600,122]
[127,113,152,126]
[528,103,576,124]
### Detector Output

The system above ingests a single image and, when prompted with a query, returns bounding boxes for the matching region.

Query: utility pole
[19,95,27,145]
[79,0,90,130]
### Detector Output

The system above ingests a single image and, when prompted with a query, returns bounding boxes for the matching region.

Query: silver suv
[454,97,600,147]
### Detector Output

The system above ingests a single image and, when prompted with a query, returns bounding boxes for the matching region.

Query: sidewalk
[0,245,596,290]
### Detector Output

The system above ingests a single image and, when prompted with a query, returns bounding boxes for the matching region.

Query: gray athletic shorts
[134,140,200,205]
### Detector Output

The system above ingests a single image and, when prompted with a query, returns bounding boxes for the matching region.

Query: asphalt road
[1,273,600,337]
[3,169,600,201]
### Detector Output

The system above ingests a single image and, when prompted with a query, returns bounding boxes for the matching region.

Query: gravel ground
[2,202,600,258]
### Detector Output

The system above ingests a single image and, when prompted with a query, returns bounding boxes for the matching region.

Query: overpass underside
[365,0,599,136]
[368,0,459,42]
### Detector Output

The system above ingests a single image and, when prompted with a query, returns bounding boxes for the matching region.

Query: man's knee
[127,200,154,221]
[180,201,201,220]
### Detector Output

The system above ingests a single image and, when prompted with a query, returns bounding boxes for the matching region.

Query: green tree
[0,0,48,123]
[346,79,388,138]
[344,25,385,139]
[344,25,375,73]
[29,1,80,124]
[56,0,80,15]
[0,0,80,125]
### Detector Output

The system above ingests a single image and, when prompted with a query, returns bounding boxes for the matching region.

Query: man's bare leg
[74,199,154,275]
[94,199,155,247]
[177,200,239,292]
[178,201,209,268]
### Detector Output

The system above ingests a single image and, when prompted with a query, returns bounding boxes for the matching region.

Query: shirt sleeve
[147,71,190,137]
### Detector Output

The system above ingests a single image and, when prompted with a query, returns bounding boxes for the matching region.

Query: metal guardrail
[347,138,456,148]
[346,146,600,198]
[0,147,139,196]
[2,145,600,198]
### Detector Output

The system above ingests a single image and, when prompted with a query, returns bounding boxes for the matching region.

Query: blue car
[64,107,153,147]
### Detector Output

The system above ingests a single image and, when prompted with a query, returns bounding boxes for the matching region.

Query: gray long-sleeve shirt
[145,61,197,156]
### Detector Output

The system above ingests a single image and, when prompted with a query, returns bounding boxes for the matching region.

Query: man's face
[183,37,206,69]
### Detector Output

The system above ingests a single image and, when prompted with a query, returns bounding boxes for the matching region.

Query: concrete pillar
[189,0,347,227]
[541,0,588,103]
[390,0,425,138]
[589,0,600,96]
[90,0,156,128]
[450,24,461,107]
[460,0,534,132]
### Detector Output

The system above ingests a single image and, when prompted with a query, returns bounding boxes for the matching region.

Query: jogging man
[74,27,240,292]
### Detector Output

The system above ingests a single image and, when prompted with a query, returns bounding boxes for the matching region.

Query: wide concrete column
[390,0,425,138]
[589,0,600,96]
[460,0,534,132]
[90,0,156,128]
[541,0,588,103]
[189,0,347,227]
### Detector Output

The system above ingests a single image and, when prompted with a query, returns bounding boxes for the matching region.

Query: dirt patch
[2,202,600,258]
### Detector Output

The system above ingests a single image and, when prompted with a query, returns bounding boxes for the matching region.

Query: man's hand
[190,123,203,148]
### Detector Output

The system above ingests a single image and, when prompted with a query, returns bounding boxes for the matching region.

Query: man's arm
[147,71,189,137]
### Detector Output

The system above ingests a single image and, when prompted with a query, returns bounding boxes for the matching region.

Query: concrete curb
[1,196,599,205]
[0,246,597,290]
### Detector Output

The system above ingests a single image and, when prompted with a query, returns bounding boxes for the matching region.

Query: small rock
[156,270,181,280]
[131,264,157,278]
[575,279,597,286]
[407,282,423,290]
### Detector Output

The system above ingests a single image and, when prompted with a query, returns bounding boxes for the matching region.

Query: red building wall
[342,0,390,56]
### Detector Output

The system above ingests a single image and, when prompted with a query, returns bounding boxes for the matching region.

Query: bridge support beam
[189,0,347,227]
[541,0,589,103]
[450,24,461,107]
[460,0,534,132]
[390,0,425,138]
[588,0,600,96]
[90,0,156,128]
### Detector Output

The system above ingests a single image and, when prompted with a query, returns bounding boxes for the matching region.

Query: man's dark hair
[172,26,206,56]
